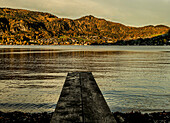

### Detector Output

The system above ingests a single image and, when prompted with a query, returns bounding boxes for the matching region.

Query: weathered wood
[51,72,116,123]
[80,72,116,123]
[50,72,83,123]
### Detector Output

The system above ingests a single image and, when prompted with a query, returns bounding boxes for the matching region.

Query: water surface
[0,45,170,113]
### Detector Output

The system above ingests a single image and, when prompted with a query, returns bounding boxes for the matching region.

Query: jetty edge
[51,72,116,123]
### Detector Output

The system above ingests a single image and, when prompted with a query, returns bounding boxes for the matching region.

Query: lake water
[0,45,170,113]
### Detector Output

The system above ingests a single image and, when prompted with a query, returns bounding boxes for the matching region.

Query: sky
[0,0,170,27]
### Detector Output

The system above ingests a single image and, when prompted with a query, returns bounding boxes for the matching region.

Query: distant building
[107,40,113,43]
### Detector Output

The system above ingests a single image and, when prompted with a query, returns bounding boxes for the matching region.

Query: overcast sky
[0,0,170,27]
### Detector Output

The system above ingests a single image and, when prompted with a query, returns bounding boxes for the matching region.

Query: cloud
[0,0,170,27]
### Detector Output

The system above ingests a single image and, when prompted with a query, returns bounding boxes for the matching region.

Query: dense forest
[0,8,169,45]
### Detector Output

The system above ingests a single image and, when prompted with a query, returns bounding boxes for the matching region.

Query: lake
[0,45,170,113]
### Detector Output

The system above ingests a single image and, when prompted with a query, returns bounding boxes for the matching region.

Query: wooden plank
[80,72,116,123]
[50,72,83,123]
[51,72,116,123]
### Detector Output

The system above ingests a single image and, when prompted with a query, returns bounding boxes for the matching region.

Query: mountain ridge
[0,7,169,45]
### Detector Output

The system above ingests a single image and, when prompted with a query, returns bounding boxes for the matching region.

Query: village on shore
[0,33,170,46]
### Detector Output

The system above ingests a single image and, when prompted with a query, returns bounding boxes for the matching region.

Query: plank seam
[80,72,85,123]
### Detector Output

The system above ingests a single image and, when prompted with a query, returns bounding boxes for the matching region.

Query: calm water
[0,45,170,113]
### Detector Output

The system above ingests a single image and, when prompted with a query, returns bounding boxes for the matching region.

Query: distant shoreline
[1,33,170,46]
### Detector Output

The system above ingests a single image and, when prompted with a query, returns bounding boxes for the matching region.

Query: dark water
[0,45,170,113]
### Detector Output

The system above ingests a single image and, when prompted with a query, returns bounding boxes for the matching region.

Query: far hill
[0,8,169,45]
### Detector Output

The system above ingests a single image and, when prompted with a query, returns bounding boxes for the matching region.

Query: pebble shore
[0,111,170,123]
[113,111,170,123]
[0,111,53,123]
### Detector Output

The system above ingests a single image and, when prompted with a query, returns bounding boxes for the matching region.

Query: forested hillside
[0,8,169,45]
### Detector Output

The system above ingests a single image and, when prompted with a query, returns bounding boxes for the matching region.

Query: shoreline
[0,110,169,123]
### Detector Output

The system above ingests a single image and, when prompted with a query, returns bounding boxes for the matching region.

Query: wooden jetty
[51,72,116,123]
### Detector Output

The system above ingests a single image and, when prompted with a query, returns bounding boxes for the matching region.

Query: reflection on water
[0,46,170,113]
